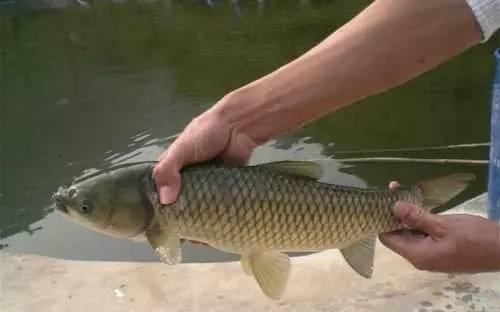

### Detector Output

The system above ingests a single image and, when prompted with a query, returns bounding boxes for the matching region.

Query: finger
[379,230,426,247]
[388,181,400,192]
[219,131,254,165]
[379,230,427,259]
[153,169,182,205]
[162,136,198,167]
[153,140,195,204]
[157,145,171,163]
[159,175,181,204]
[393,201,446,238]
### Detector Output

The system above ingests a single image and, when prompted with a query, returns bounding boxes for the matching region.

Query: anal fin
[240,255,253,276]
[340,237,376,278]
[244,250,291,300]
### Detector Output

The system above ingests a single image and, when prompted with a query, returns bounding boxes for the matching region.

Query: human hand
[153,106,257,205]
[379,199,500,273]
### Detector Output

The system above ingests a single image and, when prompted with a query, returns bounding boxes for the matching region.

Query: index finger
[154,137,195,181]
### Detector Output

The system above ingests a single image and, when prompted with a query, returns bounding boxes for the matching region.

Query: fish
[51,160,474,299]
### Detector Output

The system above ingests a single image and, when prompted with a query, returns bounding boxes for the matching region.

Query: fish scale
[164,165,412,253]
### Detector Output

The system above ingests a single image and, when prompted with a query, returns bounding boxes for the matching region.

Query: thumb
[392,201,445,238]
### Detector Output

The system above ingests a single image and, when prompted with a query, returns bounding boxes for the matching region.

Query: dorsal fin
[256,161,323,180]
[415,173,475,211]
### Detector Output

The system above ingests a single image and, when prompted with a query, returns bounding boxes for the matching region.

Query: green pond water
[0,0,496,263]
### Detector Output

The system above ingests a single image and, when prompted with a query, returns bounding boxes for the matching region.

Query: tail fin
[417,173,475,211]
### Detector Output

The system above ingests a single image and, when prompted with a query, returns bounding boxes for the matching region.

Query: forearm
[213,0,481,144]
[491,243,500,271]
[483,221,500,271]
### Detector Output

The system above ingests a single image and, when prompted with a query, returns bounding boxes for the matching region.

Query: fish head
[51,179,118,234]
[52,167,154,239]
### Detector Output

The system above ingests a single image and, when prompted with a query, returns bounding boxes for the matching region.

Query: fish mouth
[55,201,69,214]
[51,192,69,214]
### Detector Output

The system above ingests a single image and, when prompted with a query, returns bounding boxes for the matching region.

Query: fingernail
[388,181,400,191]
[159,186,173,205]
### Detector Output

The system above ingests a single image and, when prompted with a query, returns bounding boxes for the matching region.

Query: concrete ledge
[2,194,499,311]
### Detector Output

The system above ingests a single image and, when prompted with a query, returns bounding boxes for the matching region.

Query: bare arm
[214,0,481,144]
[155,0,499,272]
[154,0,481,203]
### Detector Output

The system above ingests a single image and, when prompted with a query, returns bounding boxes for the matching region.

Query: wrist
[211,84,275,145]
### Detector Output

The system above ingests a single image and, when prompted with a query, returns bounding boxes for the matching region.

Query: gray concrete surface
[2,194,499,312]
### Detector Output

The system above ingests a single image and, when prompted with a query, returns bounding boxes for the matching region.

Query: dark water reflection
[0,0,495,262]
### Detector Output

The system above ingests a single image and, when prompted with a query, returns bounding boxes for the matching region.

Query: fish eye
[68,188,77,198]
[79,200,93,214]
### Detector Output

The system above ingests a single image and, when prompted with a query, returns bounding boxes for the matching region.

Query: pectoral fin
[243,251,291,300]
[146,221,182,265]
[340,237,376,278]
[139,170,162,212]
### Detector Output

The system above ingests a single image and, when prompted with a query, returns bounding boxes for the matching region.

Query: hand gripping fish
[52,161,474,299]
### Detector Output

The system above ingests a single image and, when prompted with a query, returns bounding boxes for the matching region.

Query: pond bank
[2,194,499,312]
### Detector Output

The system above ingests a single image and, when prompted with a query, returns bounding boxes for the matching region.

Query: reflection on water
[0,0,495,262]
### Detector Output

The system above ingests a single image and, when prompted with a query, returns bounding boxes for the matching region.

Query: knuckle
[400,205,422,223]
[152,164,164,178]
[153,160,169,174]
[174,137,198,163]
[410,206,425,220]
[153,162,176,183]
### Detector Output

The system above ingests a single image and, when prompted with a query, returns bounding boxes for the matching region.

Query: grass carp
[52,161,474,299]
